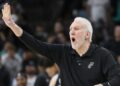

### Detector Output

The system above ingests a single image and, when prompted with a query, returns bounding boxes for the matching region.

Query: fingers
[1,3,15,28]
[4,3,11,13]
[2,3,11,18]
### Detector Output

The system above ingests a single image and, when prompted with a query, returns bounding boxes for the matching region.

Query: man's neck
[76,42,90,57]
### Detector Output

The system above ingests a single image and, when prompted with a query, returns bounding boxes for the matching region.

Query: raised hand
[1,3,23,37]
[2,3,14,27]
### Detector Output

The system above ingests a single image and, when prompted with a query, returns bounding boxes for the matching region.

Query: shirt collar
[71,44,96,57]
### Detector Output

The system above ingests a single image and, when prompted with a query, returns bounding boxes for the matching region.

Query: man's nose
[70,30,75,35]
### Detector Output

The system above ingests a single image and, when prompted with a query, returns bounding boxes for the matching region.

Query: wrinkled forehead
[70,20,86,29]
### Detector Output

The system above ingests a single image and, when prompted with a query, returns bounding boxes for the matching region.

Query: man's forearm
[8,22,23,37]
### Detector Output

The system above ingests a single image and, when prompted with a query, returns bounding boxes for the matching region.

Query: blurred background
[0,0,120,86]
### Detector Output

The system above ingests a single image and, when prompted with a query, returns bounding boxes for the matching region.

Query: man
[87,0,110,22]
[0,56,11,86]
[25,61,38,86]
[103,23,120,62]
[1,41,22,79]
[2,3,120,86]
[15,73,27,86]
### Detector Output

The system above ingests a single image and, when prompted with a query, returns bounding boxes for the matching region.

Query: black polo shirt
[19,31,120,86]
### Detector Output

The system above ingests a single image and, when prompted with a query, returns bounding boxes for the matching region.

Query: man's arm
[94,48,120,86]
[100,49,120,86]
[2,3,65,63]
[19,31,65,63]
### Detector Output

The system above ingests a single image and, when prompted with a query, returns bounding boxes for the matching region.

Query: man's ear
[85,32,90,40]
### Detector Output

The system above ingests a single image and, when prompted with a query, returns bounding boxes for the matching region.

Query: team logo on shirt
[88,62,94,69]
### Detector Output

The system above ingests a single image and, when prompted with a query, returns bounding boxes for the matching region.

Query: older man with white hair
[2,3,120,86]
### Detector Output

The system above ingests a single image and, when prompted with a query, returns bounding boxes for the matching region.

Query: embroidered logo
[88,62,94,69]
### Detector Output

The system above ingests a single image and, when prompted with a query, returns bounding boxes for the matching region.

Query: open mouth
[72,38,75,42]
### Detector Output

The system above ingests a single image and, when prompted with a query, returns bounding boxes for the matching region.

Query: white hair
[74,17,93,42]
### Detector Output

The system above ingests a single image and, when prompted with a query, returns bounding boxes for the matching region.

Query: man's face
[16,76,27,86]
[46,64,58,78]
[69,21,88,50]
[25,65,37,75]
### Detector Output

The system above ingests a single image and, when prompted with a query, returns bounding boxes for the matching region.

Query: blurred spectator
[21,49,38,73]
[0,56,11,86]
[46,64,59,86]
[47,33,61,44]
[14,72,27,86]
[35,73,48,86]
[57,32,69,44]
[1,41,22,79]
[103,23,120,61]
[45,63,59,84]
[52,20,69,44]
[72,0,88,19]
[24,61,38,86]
[87,0,110,23]
[54,21,64,34]
[34,24,47,41]
[34,58,49,86]
[45,38,60,86]
[46,63,58,78]
[47,32,68,44]
[93,20,109,45]
[12,73,26,86]
[47,34,57,43]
